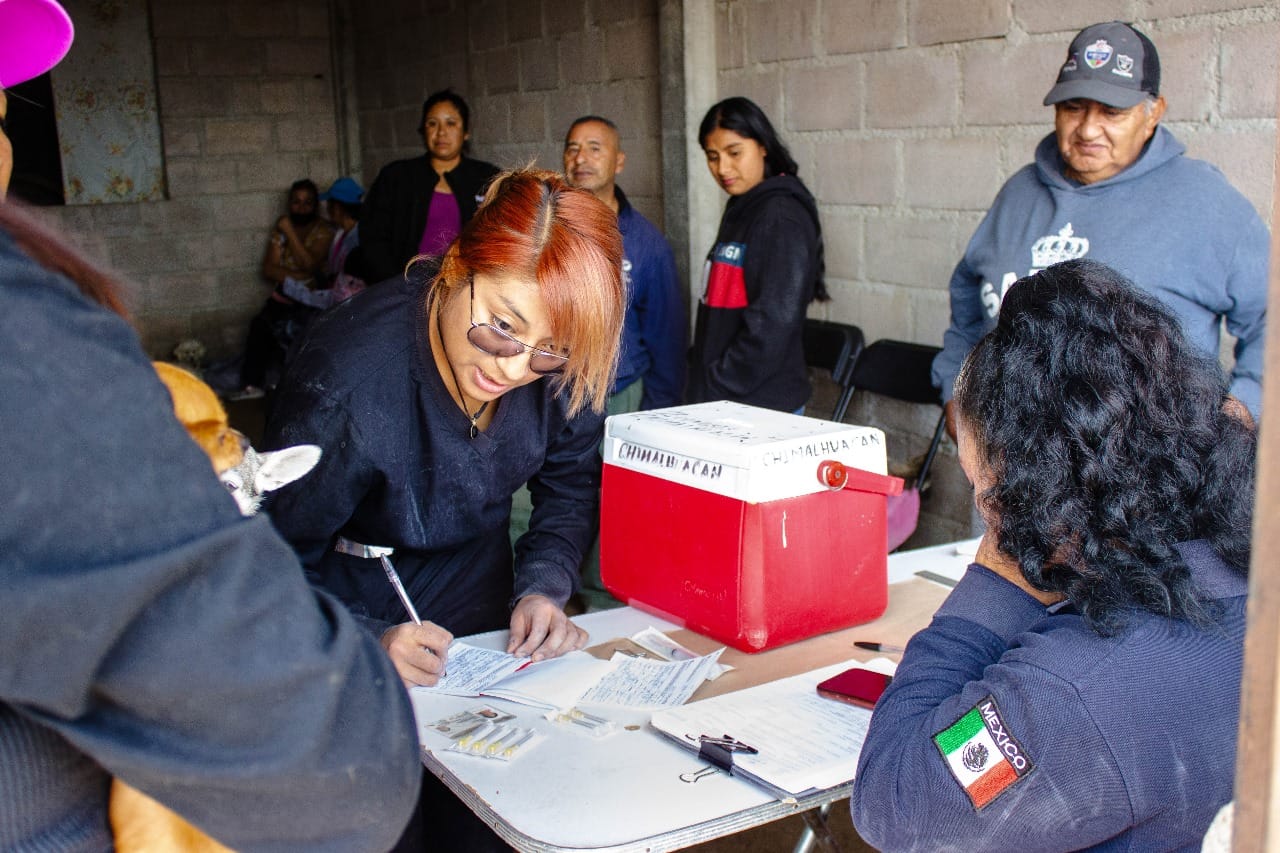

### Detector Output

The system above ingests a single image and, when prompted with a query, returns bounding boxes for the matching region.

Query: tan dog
[109,364,318,853]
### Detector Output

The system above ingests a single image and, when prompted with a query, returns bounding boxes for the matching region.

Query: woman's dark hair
[698,96,798,178]
[954,259,1255,634]
[422,87,473,137]
[289,178,319,200]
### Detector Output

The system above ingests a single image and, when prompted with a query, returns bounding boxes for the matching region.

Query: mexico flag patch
[933,696,1034,809]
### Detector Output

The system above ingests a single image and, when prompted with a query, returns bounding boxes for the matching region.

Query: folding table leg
[793,803,842,852]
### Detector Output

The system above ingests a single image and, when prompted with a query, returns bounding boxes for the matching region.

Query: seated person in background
[283,176,368,309]
[234,178,336,398]
[931,20,1268,437]
[852,259,1254,851]
[361,88,500,283]
[321,175,367,303]
[262,169,624,851]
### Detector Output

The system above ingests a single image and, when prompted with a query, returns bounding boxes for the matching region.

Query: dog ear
[254,445,322,491]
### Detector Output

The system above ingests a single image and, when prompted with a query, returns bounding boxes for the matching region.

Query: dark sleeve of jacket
[360,156,430,284]
[0,241,420,851]
[932,252,988,404]
[631,222,687,409]
[263,373,377,572]
[444,156,501,224]
[361,156,500,284]
[705,198,817,400]
[850,566,1132,852]
[514,401,607,606]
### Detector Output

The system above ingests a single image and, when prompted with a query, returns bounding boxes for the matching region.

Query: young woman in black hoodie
[688,96,828,412]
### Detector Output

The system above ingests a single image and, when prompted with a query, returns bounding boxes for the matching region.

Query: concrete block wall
[32,0,1275,548]
[718,0,1278,346]
[350,0,668,230]
[32,0,343,359]
[721,0,1279,544]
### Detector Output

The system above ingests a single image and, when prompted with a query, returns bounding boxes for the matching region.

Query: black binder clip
[693,733,758,775]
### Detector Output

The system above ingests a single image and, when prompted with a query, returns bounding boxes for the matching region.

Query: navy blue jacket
[264,272,604,638]
[852,541,1246,852]
[613,187,686,409]
[0,228,419,851]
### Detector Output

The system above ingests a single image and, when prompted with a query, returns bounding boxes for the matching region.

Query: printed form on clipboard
[648,658,896,799]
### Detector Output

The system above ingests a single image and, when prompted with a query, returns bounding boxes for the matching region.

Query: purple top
[418,190,462,256]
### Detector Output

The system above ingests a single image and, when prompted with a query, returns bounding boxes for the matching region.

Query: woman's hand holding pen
[381,621,453,687]
[508,594,588,662]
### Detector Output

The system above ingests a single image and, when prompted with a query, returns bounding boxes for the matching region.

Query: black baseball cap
[1043,21,1160,109]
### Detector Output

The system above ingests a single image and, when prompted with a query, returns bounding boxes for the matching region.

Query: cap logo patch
[1112,54,1134,78]
[934,696,1035,810]
[1061,56,1078,74]
[1084,39,1113,69]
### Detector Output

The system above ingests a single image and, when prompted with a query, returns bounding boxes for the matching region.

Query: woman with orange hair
[265,168,624,851]
[264,168,624,674]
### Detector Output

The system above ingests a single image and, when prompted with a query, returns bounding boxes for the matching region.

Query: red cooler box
[600,401,902,652]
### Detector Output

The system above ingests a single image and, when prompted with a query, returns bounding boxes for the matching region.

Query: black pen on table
[854,641,906,654]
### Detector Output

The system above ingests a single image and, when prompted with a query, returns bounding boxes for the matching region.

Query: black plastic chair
[801,318,865,423]
[849,339,945,494]
[848,339,946,551]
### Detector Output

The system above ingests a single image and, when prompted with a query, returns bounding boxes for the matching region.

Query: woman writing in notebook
[263,168,624,683]
[264,169,623,851]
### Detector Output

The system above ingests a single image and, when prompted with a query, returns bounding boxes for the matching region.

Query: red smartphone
[816,667,893,709]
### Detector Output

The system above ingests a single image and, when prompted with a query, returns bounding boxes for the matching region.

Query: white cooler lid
[603,401,887,503]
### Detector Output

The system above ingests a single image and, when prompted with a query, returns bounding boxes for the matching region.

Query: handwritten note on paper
[579,649,725,709]
[415,643,619,712]
[426,643,526,696]
[650,662,886,796]
[631,626,733,679]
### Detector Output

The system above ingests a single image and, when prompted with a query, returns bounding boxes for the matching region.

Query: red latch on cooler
[816,459,904,496]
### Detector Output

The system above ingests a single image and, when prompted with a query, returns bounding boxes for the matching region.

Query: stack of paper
[416,640,726,712]
[649,660,894,798]
[422,644,616,711]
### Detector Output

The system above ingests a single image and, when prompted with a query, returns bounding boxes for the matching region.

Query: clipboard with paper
[648,659,894,799]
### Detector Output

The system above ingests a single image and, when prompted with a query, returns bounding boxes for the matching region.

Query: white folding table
[410,538,977,852]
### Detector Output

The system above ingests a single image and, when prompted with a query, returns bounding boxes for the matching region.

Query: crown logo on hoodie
[1032,223,1090,269]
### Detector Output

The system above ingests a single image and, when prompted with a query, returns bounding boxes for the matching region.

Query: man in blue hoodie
[931,21,1269,431]
[563,115,686,412]
[560,115,687,609]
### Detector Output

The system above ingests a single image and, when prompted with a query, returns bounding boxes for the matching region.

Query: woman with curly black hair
[852,259,1254,852]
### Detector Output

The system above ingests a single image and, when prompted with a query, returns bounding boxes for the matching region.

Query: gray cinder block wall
[348,0,1276,546]
[25,0,1277,547]
[712,0,1279,546]
[32,0,344,357]
[351,0,667,227]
